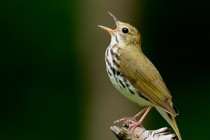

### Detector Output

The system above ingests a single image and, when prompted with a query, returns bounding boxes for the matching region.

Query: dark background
[0,0,210,140]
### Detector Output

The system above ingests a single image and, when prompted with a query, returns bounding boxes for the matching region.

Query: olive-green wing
[120,49,178,116]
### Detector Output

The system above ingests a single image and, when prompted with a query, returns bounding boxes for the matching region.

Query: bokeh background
[1,0,210,140]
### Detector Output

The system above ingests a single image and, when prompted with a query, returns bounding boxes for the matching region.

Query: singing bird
[98,12,182,140]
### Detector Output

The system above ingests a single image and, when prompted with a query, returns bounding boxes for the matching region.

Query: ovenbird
[98,12,182,140]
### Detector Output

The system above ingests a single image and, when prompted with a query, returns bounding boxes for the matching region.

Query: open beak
[98,25,114,34]
[98,12,120,34]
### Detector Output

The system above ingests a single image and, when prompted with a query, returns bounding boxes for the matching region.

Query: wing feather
[119,48,178,116]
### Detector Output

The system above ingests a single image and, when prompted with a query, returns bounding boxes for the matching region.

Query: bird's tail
[156,107,182,140]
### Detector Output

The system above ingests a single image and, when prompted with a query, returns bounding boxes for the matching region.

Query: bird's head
[98,12,141,49]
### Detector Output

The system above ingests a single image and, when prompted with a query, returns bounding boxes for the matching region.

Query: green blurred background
[0,0,210,140]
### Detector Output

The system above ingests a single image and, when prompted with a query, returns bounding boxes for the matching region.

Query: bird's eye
[122,28,129,34]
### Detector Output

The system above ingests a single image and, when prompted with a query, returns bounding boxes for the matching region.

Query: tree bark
[110,121,177,140]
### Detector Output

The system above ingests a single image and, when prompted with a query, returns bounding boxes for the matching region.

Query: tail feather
[155,107,182,140]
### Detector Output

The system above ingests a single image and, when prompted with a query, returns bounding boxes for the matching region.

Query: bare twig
[110,121,177,140]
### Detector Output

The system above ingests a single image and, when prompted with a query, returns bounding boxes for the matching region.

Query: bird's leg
[114,107,148,124]
[129,106,152,130]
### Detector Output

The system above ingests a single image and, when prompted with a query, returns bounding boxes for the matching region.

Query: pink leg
[114,107,148,124]
[133,107,148,119]
[129,106,152,130]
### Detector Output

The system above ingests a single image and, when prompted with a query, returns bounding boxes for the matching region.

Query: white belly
[107,69,149,107]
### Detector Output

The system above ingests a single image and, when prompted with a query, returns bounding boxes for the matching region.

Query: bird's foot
[114,107,148,124]
[128,121,144,131]
[114,116,137,124]
[128,106,152,131]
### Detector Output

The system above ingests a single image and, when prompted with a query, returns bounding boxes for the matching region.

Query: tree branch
[110,121,177,140]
